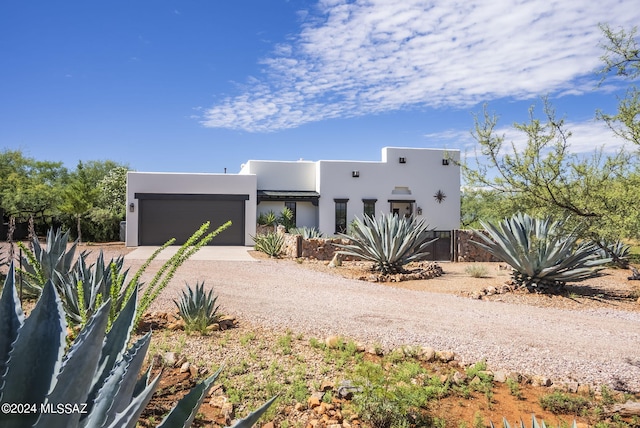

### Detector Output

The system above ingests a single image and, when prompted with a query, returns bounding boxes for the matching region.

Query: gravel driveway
[128,257,640,392]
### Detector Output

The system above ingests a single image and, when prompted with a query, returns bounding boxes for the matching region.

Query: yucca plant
[472,213,610,292]
[252,232,285,257]
[335,213,437,274]
[0,262,275,428]
[490,415,576,428]
[174,281,220,334]
[288,226,323,239]
[257,211,277,227]
[18,228,83,298]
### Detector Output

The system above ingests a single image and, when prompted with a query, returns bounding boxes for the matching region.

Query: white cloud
[425,119,628,156]
[202,0,640,132]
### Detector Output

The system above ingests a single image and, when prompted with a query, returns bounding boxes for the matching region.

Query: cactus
[336,213,437,274]
[0,262,275,428]
[174,281,220,334]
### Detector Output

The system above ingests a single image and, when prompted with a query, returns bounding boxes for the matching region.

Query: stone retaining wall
[455,230,500,262]
[255,225,499,262]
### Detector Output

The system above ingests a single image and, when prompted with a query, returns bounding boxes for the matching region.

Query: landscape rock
[163,351,178,367]
[531,375,552,387]
[435,350,456,362]
[418,346,436,362]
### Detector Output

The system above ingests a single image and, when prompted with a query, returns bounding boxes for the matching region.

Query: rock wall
[455,230,500,262]
[257,225,499,263]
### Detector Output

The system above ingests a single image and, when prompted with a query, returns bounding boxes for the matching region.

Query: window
[284,201,297,225]
[363,199,376,218]
[334,199,348,234]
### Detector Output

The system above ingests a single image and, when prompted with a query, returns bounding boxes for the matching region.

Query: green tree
[60,161,99,243]
[0,150,67,234]
[463,100,639,242]
[597,24,640,147]
[97,165,128,216]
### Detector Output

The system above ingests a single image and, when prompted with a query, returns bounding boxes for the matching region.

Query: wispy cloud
[202,0,640,132]
[425,119,628,156]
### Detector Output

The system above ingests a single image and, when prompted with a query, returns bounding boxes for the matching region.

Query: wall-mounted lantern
[399,157,406,164]
[416,206,423,215]
[352,170,360,177]
[129,203,135,212]
[442,159,450,166]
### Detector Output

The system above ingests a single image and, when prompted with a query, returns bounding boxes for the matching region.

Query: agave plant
[252,232,285,257]
[0,262,275,428]
[57,250,129,327]
[174,281,220,334]
[593,239,631,268]
[336,213,437,274]
[490,415,576,428]
[288,226,323,239]
[472,213,610,292]
[18,228,82,298]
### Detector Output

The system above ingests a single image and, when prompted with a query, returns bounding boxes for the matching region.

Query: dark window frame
[334,198,348,234]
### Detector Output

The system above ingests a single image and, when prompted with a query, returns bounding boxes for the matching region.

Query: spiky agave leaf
[0,279,66,428]
[157,367,222,428]
[472,213,609,291]
[336,214,437,274]
[0,264,24,389]
[34,301,111,428]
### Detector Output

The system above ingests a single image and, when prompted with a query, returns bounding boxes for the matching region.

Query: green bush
[539,391,590,415]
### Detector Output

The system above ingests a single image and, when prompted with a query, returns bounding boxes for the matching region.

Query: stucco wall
[317,147,460,236]
[126,172,257,246]
[240,160,316,191]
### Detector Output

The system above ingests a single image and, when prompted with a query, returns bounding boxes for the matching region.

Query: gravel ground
[124,256,640,393]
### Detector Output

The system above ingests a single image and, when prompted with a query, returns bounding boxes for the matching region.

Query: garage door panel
[139,198,245,246]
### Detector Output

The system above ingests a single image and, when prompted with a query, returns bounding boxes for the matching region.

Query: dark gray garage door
[136,193,248,246]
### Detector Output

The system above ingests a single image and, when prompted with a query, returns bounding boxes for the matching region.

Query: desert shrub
[465,264,489,278]
[174,281,220,334]
[539,391,590,415]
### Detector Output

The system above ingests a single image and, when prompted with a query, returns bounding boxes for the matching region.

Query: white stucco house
[126,147,460,258]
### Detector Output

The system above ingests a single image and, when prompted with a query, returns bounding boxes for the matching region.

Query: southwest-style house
[126,147,460,259]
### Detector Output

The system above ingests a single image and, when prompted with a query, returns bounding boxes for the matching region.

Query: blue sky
[1,0,638,174]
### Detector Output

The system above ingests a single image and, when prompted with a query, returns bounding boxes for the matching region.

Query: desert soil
[75,243,639,394]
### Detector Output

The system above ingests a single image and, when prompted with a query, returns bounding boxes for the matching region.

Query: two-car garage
[126,172,257,247]
[136,194,248,246]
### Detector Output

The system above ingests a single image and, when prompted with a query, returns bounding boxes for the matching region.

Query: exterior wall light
[442,159,450,165]
[352,170,360,177]
[416,207,423,215]
[399,157,406,164]
[129,203,135,212]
